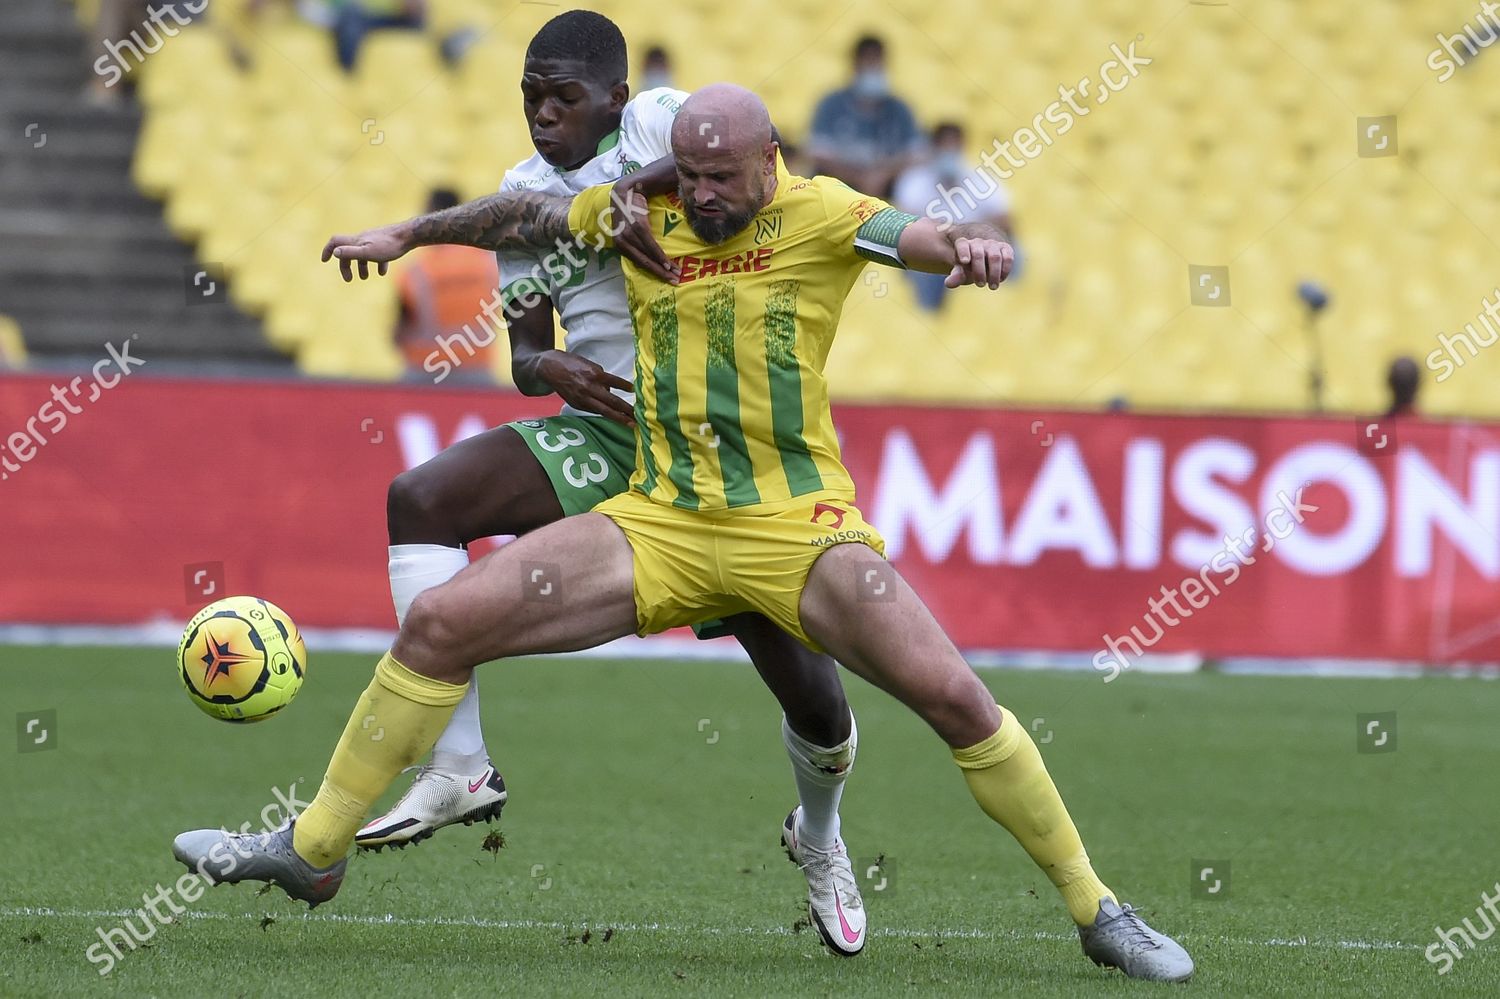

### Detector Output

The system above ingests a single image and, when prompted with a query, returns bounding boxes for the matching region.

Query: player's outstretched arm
[897,218,1015,290]
[320,191,576,282]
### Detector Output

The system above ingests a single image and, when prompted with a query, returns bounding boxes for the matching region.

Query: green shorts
[507,413,732,640]
[506,414,637,518]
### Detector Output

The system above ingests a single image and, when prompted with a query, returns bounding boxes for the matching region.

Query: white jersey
[497,87,686,417]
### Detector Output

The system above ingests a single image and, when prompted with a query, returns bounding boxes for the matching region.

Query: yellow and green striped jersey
[568,161,918,513]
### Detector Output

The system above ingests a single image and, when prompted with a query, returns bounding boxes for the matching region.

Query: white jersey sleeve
[619,87,689,164]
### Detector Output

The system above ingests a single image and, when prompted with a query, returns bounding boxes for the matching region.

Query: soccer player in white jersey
[364,10,870,954]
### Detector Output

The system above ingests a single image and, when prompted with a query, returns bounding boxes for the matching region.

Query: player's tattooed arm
[405,192,575,252]
[321,191,575,281]
[897,218,1015,291]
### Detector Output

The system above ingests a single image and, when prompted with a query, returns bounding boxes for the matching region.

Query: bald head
[671,83,773,157]
[671,84,779,244]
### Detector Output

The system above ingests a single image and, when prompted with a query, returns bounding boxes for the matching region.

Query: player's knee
[396,589,464,669]
[387,467,458,544]
[925,672,1000,748]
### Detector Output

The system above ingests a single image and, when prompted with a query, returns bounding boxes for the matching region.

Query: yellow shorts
[593,490,887,651]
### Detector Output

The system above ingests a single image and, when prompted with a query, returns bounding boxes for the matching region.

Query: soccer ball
[178,596,306,723]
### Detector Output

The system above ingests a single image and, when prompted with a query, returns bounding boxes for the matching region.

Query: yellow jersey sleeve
[565,183,619,249]
[814,178,920,268]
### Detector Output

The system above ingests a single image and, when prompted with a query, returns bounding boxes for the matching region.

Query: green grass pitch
[4,645,1499,996]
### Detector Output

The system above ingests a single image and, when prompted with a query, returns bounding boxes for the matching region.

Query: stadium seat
[133,27,236,110]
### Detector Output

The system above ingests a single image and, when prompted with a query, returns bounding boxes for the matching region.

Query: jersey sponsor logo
[811,501,847,529]
[811,528,874,548]
[753,214,782,245]
[673,247,773,283]
[663,211,684,236]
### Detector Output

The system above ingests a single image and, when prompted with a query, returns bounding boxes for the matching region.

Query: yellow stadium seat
[163,151,246,243]
[134,27,236,109]
[352,32,447,114]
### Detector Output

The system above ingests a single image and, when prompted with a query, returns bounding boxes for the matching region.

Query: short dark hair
[853,35,885,61]
[526,10,628,85]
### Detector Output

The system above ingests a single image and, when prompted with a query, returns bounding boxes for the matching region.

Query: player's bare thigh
[395,512,639,683]
[387,425,565,546]
[798,543,1000,748]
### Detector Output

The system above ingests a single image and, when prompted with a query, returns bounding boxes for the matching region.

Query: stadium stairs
[0,0,284,370]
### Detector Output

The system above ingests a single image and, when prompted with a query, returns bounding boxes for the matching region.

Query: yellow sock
[953,706,1115,926]
[292,652,467,867]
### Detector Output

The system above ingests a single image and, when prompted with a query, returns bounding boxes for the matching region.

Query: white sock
[782,712,856,852]
[389,543,471,624]
[430,681,486,765]
[389,544,487,767]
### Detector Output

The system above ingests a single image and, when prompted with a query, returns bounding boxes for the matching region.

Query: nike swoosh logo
[836,898,861,944]
[468,772,489,794]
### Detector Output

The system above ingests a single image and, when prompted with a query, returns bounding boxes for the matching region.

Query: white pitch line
[0,906,1422,952]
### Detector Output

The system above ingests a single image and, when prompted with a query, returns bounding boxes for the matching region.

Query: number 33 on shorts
[535,427,610,488]
[508,415,637,516]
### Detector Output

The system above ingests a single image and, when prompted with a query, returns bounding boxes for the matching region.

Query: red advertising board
[3,372,1498,665]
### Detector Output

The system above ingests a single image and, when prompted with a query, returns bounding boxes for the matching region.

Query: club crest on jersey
[753,214,782,245]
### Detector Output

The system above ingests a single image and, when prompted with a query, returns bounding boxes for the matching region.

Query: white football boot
[781,807,867,956]
[355,759,507,851]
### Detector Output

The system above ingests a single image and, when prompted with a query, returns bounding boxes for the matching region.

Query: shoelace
[225,824,282,854]
[829,862,862,910]
[1112,904,1162,951]
[799,844,862,910]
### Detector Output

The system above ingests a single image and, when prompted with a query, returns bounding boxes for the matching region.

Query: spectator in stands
[395,190,500,384]
[331,0,427,70]
[808,35,922,198]
[1385,356,1421,417]
[641,45,675,90]
[894,122,1014,311]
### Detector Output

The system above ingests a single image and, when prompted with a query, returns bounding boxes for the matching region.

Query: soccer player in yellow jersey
[176,84,1192,982]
